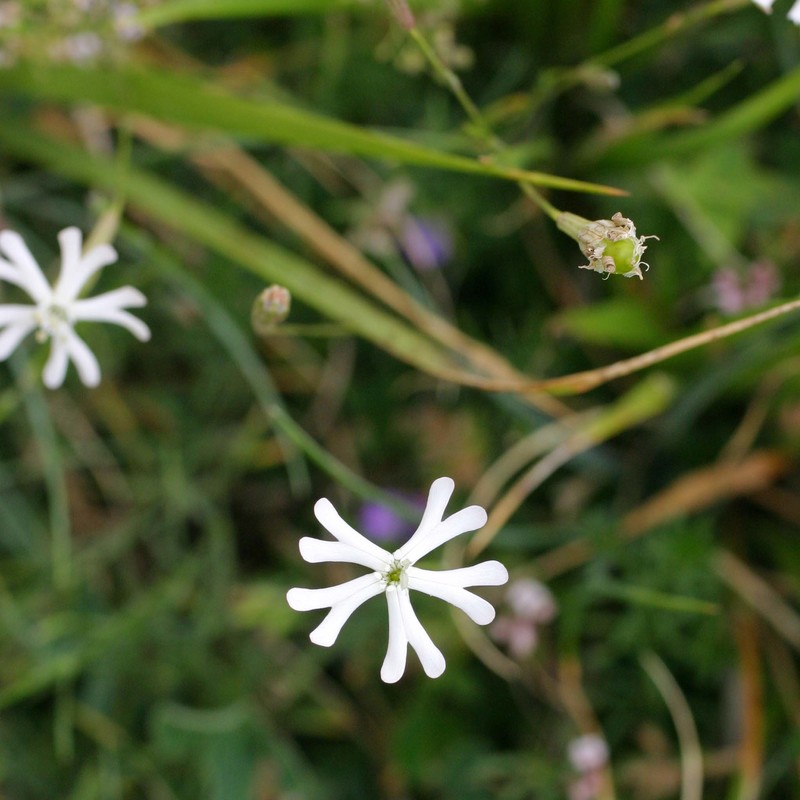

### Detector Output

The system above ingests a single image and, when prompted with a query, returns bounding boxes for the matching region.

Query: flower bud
[557,211,656,280]
[252,285,291,332]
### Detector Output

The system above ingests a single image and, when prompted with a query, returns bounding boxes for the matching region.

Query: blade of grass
[598,64,800,166]
[641,652,704,800]
[0,63,623,196]
[138,0,360,27]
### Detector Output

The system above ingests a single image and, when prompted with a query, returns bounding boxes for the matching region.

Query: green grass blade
[138,0,360,27]
[0,63,622,196]
[598,64,800,166]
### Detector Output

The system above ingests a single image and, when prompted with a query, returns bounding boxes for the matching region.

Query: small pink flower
[507,578,558,623]
[568,734,610,773]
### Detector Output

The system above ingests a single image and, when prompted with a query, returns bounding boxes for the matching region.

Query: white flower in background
[752,0,800,23]
[287,477,509,683]
[0,226,150,388]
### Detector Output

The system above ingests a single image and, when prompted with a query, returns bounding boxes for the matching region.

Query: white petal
[73,285,147,312]
[299,537,390,571]
[397,589,445,679]
[0,230,51,302]
[287,572,382,610]
[307,577,384,647]
[55,228,117,301]
[398,505,488,565]
[0,319,37,360]
[408,568,497,625]
[65,329,101,387]
[72,300,151,341]
[314,498,392,563]
[0,258,30,289]
[0,304,37,327]
[42,339,70,389]
[287,574,384,647]
[54,227,83,299]
[381,587,409,683]
[412,561,510,589]
[393,477,454,561]
[751,0,774,10]
[789,0,800,23]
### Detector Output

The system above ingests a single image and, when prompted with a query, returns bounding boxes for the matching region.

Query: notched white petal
[408,569,497,625]
[309,577,384,647]
[393,476,454,561]
[55,240,120,303]
[313,497,392,562]
[399,504,488,564]
[298,537,389,571]
[72,287,150,341]
[416,560,509,588]
[287,574,381,611]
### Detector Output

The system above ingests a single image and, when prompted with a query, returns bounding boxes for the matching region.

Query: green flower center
[383,558,410,589]
[35,303,70,342]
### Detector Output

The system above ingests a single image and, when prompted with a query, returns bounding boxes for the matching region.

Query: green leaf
[138,0,360,27]
[0,62,622,195]
[553,297,667,350]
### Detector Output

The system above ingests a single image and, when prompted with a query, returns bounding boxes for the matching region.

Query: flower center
[35,303,71,342]
[382,557,410,590]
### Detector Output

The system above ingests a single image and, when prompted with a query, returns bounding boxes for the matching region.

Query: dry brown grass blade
[621,451,788,537]
[714,550,800,653]
[731,610,765,800]
[534,450,789,579]
[443,298,800,395]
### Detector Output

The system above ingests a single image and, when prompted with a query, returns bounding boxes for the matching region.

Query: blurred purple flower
[358,492,424,543]
[398,216,454,272]
[711,260,779,316]
[350,179,454,272]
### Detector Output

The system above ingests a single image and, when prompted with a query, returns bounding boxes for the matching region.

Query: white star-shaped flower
[0,226,150,389]
[752,0,800,23]
[287,477,509,683]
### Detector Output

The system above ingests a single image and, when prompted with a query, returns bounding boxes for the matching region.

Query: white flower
[287,477,509,683]
[752,0,800,23]
[0,226,150,388]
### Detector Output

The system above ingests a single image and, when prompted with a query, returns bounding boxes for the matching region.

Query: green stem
[407,24,562,222]
[595,0,749,68]
[12,357,72,590]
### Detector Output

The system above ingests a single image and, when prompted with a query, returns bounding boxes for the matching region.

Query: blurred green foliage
[1,0,800,798]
